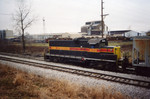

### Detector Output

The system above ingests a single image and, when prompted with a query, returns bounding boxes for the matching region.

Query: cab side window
[99,43,106,47]
[99,39,107,47]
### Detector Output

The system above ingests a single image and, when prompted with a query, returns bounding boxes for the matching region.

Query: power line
[0,13,12,16]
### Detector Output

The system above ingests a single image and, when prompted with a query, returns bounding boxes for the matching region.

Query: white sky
[0,0,150,34]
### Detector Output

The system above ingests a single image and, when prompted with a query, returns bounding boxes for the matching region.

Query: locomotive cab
[88,38,108,48]
[88,38,121,60]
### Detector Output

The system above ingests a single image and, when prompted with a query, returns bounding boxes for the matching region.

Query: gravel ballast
[1,54,150,82]
[0,59,150,99]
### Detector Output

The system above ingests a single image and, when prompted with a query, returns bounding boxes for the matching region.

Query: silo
[132,36,150,67]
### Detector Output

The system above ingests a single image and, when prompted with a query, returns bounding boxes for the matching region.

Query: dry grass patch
[0,64,132,99]
[0,40,47,56]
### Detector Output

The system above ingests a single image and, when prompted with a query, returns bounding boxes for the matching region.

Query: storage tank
[132,36,150,67]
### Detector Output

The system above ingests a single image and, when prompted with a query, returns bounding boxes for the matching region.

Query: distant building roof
[109,30,131,34]
[85,20,101,25]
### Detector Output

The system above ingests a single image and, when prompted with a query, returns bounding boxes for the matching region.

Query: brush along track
[0,55,150,89]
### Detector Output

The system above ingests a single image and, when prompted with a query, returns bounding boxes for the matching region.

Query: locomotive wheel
[122,63,127,72]
[48,56,52,62]
[53,58,58,62]
[49,56,55,62]
[112,63,117,71]
[104,62,117,71]
[104,64,109,70]
[58,58,63,63]
[84,61,95,68]
[104,62,110,70]
[122,57,128,72]
[97,63,105,70]
[44,54,50,62]
[50,57,53,62]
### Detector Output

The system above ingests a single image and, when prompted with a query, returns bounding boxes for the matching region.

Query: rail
[0,55,150,89]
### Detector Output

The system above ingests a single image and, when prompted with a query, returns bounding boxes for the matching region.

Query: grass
[26,43,49,47]
[108,41,133,46]
[13,41,132,47]
[0,64,132,99]
[0,40,48,57]
[13,42,49,47]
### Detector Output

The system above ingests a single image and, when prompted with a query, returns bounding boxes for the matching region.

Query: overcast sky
[0,0,150,34]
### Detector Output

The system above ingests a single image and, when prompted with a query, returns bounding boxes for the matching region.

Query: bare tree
[13,0,36,53]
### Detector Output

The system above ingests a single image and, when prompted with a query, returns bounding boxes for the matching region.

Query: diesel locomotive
[44,37,126,70]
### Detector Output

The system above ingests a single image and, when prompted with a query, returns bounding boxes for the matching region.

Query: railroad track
[0,55,150,89]
[0,52,44,61]
[0,52,136,73]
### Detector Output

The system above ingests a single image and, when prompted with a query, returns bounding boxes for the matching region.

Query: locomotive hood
[88,38,107,45]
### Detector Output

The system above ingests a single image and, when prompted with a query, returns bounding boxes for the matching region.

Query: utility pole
[101,0,104,38]
[43,17,45,34]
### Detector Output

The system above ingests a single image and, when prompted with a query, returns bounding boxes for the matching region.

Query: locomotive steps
[0,54,150,89]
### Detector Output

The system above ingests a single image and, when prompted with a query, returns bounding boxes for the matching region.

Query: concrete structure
[132,36,150,67]
[0,30,13,39]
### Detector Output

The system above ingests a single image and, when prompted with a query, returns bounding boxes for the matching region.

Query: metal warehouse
[0,30,13,39]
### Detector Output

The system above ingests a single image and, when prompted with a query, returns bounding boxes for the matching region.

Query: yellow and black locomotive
[44,38,124,70]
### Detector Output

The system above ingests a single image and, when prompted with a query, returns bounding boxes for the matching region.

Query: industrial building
[0,30,14,39]
[108,30,131,37]
[146,31,150,36]
[80,20,145,38]
[31,32,83,41]
[81,20,105,35]
[108,30,143,37]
